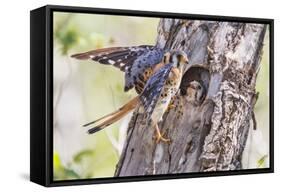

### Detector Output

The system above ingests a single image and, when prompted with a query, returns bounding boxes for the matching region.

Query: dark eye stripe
[169,55,173,63]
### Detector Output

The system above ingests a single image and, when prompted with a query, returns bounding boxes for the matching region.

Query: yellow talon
[166,104,176,112]
[153,124,171,144]
[169,104,176,109]
[155,133,171,143]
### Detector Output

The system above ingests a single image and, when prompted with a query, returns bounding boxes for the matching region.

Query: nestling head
[186,80,205,105]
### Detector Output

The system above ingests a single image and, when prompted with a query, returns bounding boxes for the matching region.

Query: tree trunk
[115,19,267,176]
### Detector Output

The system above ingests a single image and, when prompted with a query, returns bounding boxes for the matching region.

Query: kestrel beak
[185,57,189,64]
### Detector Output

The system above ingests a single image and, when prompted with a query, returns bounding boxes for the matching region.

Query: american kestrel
[140,50,189,142]
[72,45,170,128]
[80,50,189,143]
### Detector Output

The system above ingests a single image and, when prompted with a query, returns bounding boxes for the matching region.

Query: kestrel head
[169,50,189,68]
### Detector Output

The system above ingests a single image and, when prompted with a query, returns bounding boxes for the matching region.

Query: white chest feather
[151,78,181,123]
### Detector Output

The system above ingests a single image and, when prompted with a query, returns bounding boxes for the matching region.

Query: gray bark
[115,19,267,176]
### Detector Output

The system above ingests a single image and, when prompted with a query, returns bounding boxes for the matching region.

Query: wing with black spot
[71,45,155,72]
[140,63,173,118]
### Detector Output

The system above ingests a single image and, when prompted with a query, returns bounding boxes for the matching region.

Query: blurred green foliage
[257,155,268,168]
[255,28,270,143]
[53,12,270,180]
[55,27,79,55]
[53,152,80,180]
[53,12,159,180]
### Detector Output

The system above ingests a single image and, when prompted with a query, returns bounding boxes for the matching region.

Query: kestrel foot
[153,124,171,143]
[165,103,176,113]
[207,45,214,54]
[167,104,176,111]
[154,131,171,143]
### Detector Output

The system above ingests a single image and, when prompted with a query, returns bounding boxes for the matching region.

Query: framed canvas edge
[46,5,53,186]
[48,168,273,187]
[46,4,274,23]
[34,4,274,187]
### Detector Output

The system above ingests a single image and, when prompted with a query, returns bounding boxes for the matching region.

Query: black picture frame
[30,4,274,187]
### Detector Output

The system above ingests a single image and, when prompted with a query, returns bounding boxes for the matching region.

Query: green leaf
[73,149,94,163]
[53,151,61,170]
[64,168,80,179]
[257,155,268,168]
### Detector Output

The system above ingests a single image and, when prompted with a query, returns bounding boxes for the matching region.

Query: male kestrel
[72,47,190,142]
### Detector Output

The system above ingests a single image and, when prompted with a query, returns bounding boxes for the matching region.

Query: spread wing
[140,63,173,118]
[72,45,165,93]
[71,45,155,72]
[124,48,164,92]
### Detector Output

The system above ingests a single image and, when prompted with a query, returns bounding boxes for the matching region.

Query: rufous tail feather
[86,96,139,134]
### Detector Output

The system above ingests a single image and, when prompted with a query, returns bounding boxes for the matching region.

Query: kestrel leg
[165,95,179,113]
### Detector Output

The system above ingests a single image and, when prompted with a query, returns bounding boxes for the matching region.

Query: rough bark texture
[115,19,267,176]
